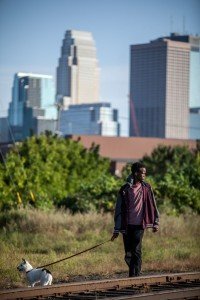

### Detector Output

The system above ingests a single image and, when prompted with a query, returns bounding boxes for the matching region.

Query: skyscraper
[56,30,100,107]
[165,34,200,110]
[8,73,57,140]
[129,33,200,139]
[189,107,200,139]
[0,117,9,143]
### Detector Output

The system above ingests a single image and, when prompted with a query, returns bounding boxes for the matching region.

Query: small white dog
[17,258,53,287]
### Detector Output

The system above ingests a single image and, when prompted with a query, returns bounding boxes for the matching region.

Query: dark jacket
[114,175,159,233]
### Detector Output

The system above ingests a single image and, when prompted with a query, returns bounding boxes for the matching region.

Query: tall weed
[0,208,199,289]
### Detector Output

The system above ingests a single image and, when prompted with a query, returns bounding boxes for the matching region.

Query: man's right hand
[152,225,159,232]
[111,232,119,241]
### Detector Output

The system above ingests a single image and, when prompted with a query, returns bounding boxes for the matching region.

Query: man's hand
[111,232,119,241]
[152,226,159,233]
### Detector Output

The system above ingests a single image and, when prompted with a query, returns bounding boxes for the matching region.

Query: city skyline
[0,0,200,136]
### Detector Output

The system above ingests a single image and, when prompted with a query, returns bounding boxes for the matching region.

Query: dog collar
[26,270,33,274]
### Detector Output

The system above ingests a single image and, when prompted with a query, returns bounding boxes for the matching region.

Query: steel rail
[0,272,199,300]
[51,282,200,300]
[108,287,200,299]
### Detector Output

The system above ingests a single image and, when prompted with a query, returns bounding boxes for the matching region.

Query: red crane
[129,95,140,136]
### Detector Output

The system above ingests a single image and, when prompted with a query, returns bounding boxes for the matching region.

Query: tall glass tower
[56,30,100,107]
[8,73,57,140]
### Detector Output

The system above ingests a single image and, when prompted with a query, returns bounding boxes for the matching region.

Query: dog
[17,258,53,287]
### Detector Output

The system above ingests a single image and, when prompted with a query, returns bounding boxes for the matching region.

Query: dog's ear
[22,258,26,262]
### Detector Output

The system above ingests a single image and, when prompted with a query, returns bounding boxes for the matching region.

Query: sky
[0,0,200,136]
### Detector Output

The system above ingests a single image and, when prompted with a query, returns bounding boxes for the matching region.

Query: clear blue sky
[0,0,200,135]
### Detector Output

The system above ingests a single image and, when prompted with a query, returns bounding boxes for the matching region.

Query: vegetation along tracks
[0,272,200,300]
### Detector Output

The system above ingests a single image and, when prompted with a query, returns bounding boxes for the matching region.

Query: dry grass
[0,209,199,289]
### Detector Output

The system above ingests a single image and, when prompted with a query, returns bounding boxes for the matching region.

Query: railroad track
[0,272,200,300]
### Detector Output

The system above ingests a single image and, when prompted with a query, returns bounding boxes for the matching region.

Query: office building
[130,33,200,139]
[59,103,120,136]
[56,30,100,107]
[166,34,200,109]
[8,73,57,140]
[189,107,200,139]
[0,117,9,143]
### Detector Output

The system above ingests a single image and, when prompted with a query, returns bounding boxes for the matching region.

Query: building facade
[189,107,200,139]
[0,117,9,143]
[56,30,100,107]
[8,73,57,140]
[130,33,200,139]
[59,103,120,136]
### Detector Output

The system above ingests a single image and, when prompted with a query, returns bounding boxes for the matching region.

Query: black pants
[123,225,144,277]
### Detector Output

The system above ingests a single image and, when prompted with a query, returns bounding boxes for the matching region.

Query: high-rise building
[165,34,200,109]
[129,33,200,139]
[0,117,9,143]
[189,107,200,139]
[59,103,120,137]
[8,73,57,140]
[56,30,100,107]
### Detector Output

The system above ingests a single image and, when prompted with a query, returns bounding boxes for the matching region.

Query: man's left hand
[111,232,119,241]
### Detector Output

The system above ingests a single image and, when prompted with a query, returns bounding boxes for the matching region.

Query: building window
[90,108,95,121]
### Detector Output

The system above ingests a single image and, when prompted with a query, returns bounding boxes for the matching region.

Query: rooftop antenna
[170,15,174,34]
[183,16,186,34]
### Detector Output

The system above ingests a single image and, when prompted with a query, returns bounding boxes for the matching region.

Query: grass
[0,208,199,289]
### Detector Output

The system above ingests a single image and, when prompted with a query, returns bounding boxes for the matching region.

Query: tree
[0,133,119,211]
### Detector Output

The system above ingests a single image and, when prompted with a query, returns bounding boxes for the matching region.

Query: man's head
[131,162,146,182]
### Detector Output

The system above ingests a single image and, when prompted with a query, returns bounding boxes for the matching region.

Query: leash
[37,239,111,269]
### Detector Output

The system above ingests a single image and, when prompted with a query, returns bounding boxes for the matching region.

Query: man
[111,162,159,277]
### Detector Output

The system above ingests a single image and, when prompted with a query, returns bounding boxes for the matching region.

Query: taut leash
[37,239,111,269]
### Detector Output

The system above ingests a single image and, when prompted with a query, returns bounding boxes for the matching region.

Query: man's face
[135,167,146,182]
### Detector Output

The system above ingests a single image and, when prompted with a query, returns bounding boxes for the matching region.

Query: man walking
[111,162,159,277]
